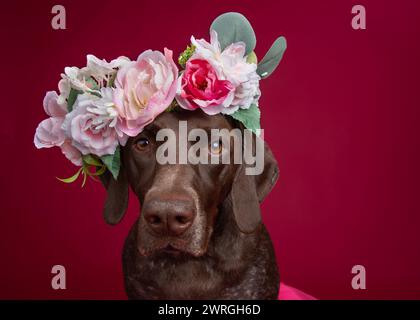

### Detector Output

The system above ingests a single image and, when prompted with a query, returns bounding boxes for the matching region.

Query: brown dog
[100,109,280,299]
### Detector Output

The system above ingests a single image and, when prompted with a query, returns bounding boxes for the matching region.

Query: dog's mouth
[138,241,207,258]
[160,244,194,257]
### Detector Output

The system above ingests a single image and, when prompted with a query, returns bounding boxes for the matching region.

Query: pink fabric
[278,282,316,300]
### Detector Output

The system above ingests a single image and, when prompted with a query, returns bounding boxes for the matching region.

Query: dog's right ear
[99,165,129,225]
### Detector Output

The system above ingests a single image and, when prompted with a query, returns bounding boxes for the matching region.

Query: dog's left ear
[227,136,279,234]
[99,164,129,225]
[254,140,279,202]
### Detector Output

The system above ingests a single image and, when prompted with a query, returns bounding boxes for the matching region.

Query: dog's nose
[144,210,194,236]
[143,200,195,236]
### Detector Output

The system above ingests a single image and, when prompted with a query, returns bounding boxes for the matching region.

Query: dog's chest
[125,255,228,299]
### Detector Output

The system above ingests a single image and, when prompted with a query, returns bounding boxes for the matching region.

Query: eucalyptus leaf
[67,88,81,112]
[231,104,261,135]
[100,146,121,180]
[257,36,287,79]
[210,12,256,55]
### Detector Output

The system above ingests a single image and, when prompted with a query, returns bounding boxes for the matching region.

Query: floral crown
[34,12,287,185]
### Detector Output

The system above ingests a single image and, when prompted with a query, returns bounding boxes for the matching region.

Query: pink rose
[175,59,234,115]
[178,30,261,115]
[34,91,67,149]
[34,117,65,149]
[34,91,83,166]
[60,140,83,166]
[62,93,121,156]
[113,48,178,136]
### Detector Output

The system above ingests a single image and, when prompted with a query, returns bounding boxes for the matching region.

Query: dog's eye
[209,140,223,155]
[135,138,150,151]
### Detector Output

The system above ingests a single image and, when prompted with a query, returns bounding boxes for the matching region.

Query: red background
[1,0,420,299]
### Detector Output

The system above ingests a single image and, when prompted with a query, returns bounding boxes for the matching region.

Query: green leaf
[90,165,107,176]
[210,12,256,55]
[100,146,121,180]
[166,99,179,112]
[56,167,83,183]
[178,44,196,68]
[85,77,99,91]
[67,88,82,112]
[81,170,88,188]
[82,154,102,167]
[108,72,117,87]
[257,36,287,79]
[231,104,261,135]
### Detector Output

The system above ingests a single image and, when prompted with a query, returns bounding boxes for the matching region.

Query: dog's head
[101,109,278,257]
